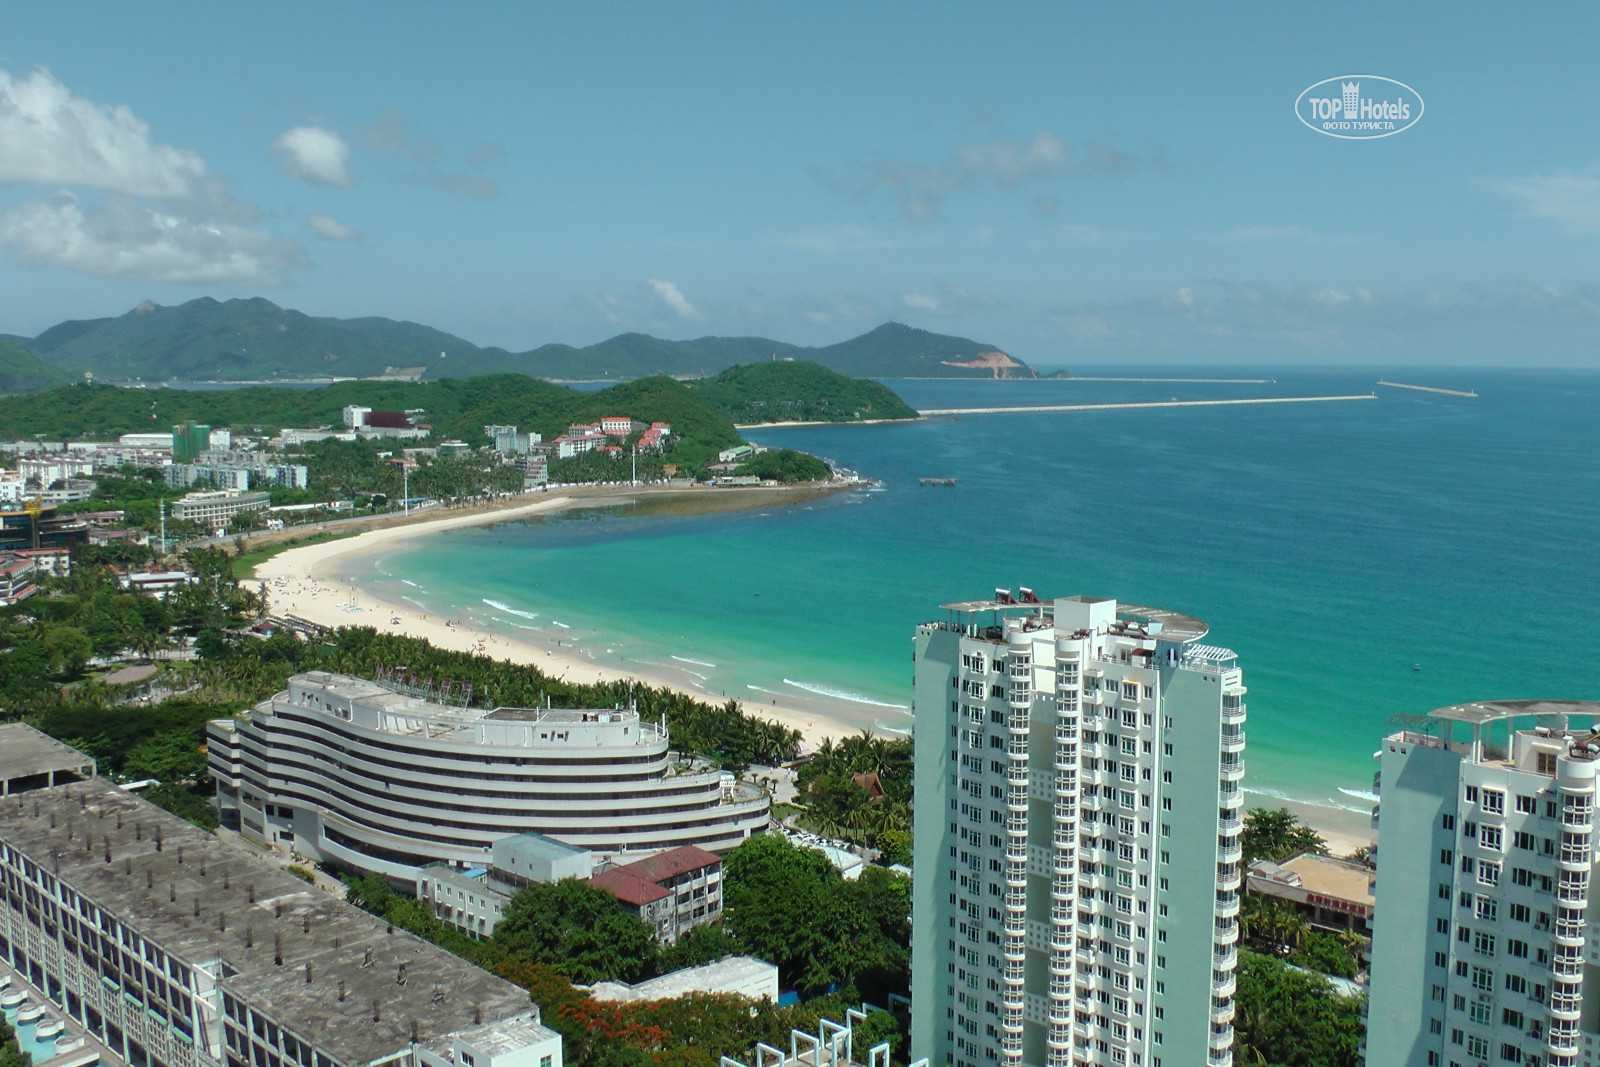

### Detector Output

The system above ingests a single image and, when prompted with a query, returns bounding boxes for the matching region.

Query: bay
[360,367,1600,826]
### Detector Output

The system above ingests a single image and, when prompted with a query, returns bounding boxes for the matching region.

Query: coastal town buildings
[1365,700,1600,1067]
[586,845,725,944]
[0,775,565,1067]
[170,489,272,528]
[207,672,770,885]
[910,593,1246,1067]
[1245,851,1374,938]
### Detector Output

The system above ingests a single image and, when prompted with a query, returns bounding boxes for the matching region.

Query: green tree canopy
[492,879,660,984]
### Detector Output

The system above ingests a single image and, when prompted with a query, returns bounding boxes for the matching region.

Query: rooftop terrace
[0,778,539,1064]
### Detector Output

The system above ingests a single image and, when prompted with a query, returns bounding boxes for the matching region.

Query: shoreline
[251,483,872,753]
[249,482,1376,854]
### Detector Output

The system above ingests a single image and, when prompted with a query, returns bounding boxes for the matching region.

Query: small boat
[1,990,26,1009]
[18,1002,46,1023]
[54,1036,87,1055]
[35,1017,64,1039]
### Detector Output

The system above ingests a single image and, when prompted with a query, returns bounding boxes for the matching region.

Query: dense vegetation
[792,732,913,864]
[732,449,832,483]
[6,295,1028,383]
[341,833,909,1067]
[690,361,917,423]
[1241,805,1330,865]
[1234,950,1365,1067]
[0,336,72,395]
[0,374,742,467]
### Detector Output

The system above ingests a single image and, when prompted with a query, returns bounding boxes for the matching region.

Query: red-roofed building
[588,844,724,943]
[599,416,637,436]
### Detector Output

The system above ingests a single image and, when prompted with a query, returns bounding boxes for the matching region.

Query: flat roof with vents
[0,778,546,1065]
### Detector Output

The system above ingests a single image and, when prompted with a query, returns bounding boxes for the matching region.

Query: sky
[1,3,1597,365]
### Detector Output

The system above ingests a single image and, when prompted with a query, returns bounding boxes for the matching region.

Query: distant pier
[917,394,1378,417]
[1377,380,1478,398]
[1064,376,1277,384]
[919,477,957,487]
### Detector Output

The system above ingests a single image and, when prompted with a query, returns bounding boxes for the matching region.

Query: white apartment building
[207,672,771,884]
[911,594,1245,1067]
[0,777,564,1067]
[1367,700,1600,1067]
[170,489,271,527]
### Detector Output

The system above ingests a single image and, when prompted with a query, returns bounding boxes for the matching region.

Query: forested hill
[0,337,73,395]
[5,297,1030,384]
[690,360,918,423]
[0,375,741,468]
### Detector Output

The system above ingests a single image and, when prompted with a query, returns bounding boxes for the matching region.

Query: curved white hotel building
[208,671,770,882]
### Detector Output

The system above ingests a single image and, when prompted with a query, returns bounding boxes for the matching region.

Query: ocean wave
[401,596,426,608]
[551,621,571,629]
[747,685,779,695]
[672,655,718,668]
[874,722,912,736]
[782,679,910,710]
[483,599,538,620]
[1337,787,1380,803]
[401,579,419,588]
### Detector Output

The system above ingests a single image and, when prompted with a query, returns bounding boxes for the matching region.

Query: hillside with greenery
[0,337,73,395]
[690,360,917,423]
[6,296,1029,383]
[0,374,743,467]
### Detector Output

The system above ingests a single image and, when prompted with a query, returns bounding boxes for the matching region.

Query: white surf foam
[1337,787,1380,803]
[483,599,538,620]
[782,678,910,710]
[672,655,718,668]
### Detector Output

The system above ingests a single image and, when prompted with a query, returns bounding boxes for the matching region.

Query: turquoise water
[357,369,1600,825]
[3,999,83,1063]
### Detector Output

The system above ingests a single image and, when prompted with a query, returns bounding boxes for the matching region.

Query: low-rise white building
[589,956,779,1004]
[170,489,271,527]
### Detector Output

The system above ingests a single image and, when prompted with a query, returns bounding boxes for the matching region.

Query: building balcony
[1008,871,1028,890]
[1550,996,1582,1020]
[1212,974,1237,999]
[1049,956,1072,978]
[1217,839,1242,864]
[1007,817,1028,837]
[1554,922,1585,946]
[1215,895,1240,919]
[1004,944,1026,964]
[1220,732,1245,754]
[1219,760,1245,783]
[1008,794,1029,814]
[1559,847,1591,869]
[1054,775,1077,797]
[1221,703,1246,725]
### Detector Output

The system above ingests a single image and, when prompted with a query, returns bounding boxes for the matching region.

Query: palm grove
[0,542,1365,1067]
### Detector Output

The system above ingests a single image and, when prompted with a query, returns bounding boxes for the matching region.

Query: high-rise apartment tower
[1367,700,1600,1067]
[910,593,1246,1067]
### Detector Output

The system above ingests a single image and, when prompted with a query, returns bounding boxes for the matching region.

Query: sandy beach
[249,483,1375,854]
[250,485,870,752]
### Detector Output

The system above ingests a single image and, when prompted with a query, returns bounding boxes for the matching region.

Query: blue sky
[1,2,1597,364]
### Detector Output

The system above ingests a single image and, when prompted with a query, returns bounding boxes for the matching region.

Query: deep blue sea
[354,368,1600,830]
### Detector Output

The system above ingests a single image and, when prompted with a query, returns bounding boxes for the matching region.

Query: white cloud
[899,291,942,313]
[0,191,305,284]
[648,278,703,321]
[410,171,497,199]
[0,65,305,286]
[845,130,1156,223]
[1491,170,1600,234]
[0,67,211,197]
[307,213,360,241]
[272,125,353,187]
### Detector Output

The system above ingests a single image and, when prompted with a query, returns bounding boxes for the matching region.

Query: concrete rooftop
[0,779,536,1065]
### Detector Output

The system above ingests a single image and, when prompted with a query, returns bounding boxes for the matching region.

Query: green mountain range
[5,297,1032,386]
[0,338,75,395]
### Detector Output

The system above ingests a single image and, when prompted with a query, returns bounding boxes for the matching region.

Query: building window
[1515,795,1536,814]
[1477,861,1500,887]
[1481,790,1505,815]
[1471,966,1493,991]
[1475,896,1497,922]
[1479,826,1502,851]
[1472,931,1496,957]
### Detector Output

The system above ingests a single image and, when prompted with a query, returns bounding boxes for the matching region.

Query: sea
[352,367,1600,830]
